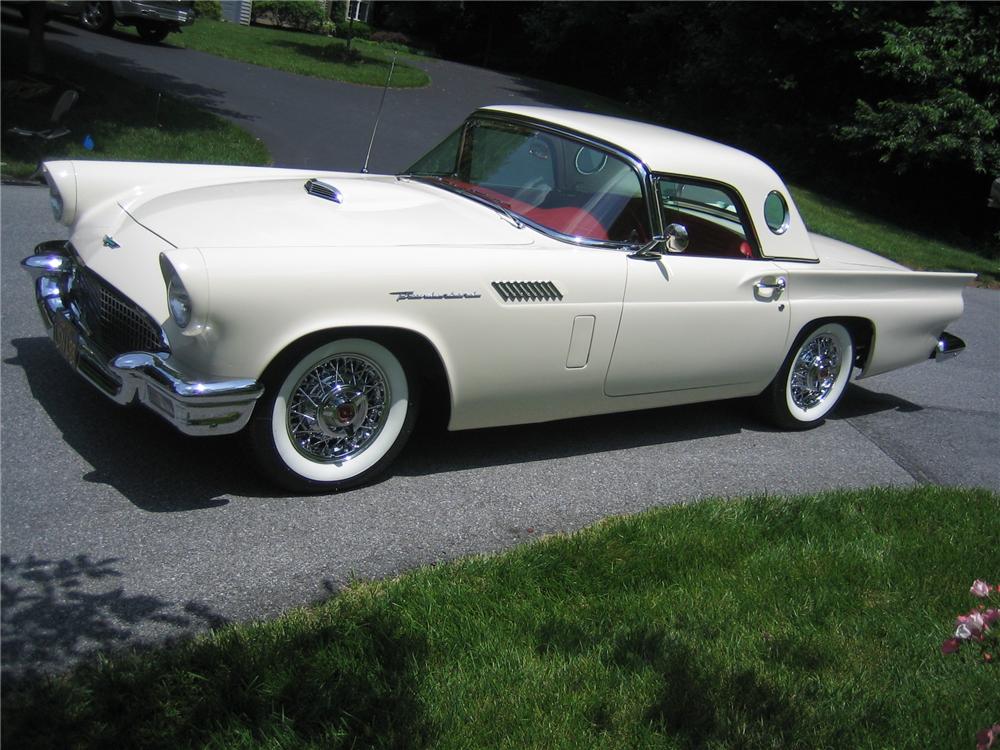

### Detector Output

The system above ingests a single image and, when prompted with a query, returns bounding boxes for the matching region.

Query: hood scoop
[304,178,343,204]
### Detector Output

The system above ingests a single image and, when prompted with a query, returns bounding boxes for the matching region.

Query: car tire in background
[136,21,169,43]
[79,1,114,32]
[760,322,854,430]
[249,338,420,493]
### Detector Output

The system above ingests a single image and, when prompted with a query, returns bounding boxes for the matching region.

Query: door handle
[754,276,786,300]
[755,277,786,292]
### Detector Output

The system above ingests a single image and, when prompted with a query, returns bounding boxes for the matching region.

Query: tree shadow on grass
[610,627,801,747]
[2,584,433,749]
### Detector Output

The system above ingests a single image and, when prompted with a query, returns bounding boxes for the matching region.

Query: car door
[605,177,791,397]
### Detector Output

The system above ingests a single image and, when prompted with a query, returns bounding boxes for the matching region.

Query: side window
[657,178,757,259]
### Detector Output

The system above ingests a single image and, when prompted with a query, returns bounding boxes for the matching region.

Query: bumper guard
[932,331,967,362]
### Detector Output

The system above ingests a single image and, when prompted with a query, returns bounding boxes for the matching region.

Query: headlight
[166,271,192,329]
[159,251,209,335]
[41,161,76,225]
[42,164,63,221]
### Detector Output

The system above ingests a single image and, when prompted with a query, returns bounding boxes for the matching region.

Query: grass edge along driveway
[0,31,270,179]
[130,18,430,88]
[3,485,997,749]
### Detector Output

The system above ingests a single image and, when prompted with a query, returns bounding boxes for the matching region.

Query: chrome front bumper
[932,331,967,362]
[22,242,263,436]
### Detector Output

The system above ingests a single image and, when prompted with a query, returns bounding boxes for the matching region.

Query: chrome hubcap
[789,335,842,410]
[287,355,388,462]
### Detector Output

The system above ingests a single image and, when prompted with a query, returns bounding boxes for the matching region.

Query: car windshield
[405,117,650,244]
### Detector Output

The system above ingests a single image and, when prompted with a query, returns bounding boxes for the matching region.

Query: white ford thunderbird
[23,106,972,492]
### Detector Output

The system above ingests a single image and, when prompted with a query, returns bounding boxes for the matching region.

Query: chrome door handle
[754,277,786,292]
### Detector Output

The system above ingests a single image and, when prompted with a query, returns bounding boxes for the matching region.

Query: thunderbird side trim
[389,291,482,301]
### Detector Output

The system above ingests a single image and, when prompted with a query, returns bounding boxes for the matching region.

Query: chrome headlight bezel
[166,271,192,329]
[42,164,64,222]
[159,251,209,336]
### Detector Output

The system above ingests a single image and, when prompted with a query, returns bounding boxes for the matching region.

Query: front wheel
[761,322,854,430]
[249,338,419,493]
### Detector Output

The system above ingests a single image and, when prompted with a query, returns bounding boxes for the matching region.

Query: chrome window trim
[408,110,659,252]
[650,173,763,259]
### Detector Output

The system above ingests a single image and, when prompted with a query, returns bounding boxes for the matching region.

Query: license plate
[52,315,79,368]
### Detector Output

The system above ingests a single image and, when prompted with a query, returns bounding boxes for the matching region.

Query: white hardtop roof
[480,105,782,190]
[479,105,818,262]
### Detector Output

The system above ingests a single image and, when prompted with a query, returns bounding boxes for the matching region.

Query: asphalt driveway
[2,18,998,678]
[2,13,607,172]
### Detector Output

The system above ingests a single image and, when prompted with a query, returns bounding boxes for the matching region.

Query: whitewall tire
[762,322,854,430]
[250,338,418,493]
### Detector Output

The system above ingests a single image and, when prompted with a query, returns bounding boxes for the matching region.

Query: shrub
[334,19,372,41]
[371,30,411,46]
[252,1,325,33]
[192,1,221,20]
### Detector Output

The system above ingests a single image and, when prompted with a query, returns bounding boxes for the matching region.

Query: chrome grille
[73,268,167,356]
[492,281,564,303]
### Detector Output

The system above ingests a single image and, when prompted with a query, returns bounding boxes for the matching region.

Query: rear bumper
[932,331,966,362]
[22,241,263,436]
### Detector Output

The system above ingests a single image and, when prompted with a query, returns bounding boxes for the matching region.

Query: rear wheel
[79,2,114,32]
[250,338,419,493]
[761,322,854,430]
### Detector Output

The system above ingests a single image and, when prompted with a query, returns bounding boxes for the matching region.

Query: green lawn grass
[3,486,997,749]
[792,185,999,284]
[0,32,270,180]
[146,19,430,88]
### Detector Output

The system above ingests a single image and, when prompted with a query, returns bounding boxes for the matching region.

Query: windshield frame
[403,111,659,250]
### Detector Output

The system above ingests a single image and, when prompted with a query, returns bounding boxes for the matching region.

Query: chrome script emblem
[390,290,482,302]
[102,235,120,249]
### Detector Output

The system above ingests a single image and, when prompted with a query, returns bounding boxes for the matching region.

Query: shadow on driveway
[9,337,923,509]
[1,553,230,680]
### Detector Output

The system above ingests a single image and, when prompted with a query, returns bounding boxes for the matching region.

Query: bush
[192,1,221,20]
[371,30,411,46]
[334,19,372,40]
[252,1,326,32]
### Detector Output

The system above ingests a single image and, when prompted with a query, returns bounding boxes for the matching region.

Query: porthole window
[574,146,608,175]
[764,191,790,234]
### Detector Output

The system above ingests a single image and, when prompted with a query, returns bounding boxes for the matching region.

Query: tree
[838,3,1000,176]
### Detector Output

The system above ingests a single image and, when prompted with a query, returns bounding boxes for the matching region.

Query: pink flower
[972,580,992,598]
[985,609,1000,627]
[976,723,1000,750]
[957,611,987,637]
[941,638,961,654]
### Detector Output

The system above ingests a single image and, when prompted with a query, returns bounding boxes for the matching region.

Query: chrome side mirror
[664,223,689,253]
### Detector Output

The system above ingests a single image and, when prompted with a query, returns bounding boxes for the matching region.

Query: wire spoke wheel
[761,322,854,430]
[250,338,419,493]
[287,354,389,462]
[788,333,843,411]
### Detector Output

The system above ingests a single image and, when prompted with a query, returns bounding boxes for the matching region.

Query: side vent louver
[492,281,563,303]
[304,178,343,204]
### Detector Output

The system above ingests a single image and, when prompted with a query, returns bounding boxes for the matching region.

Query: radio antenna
[362,52,397,174]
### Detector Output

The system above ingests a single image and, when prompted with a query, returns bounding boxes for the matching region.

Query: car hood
[118,174,534,249]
